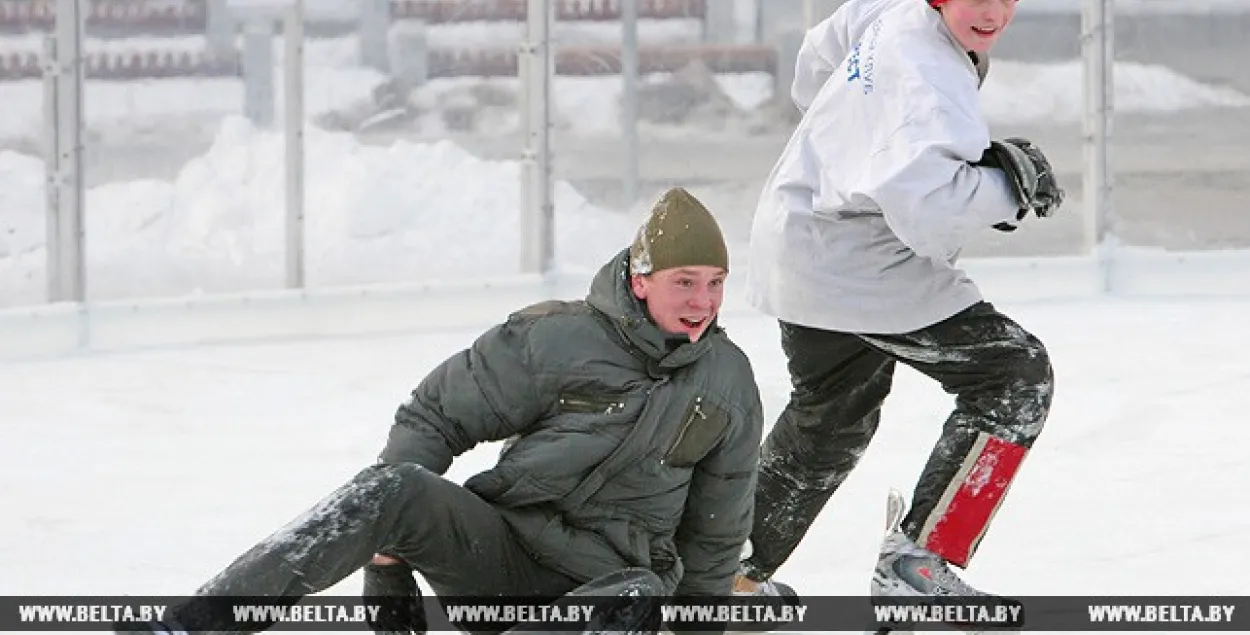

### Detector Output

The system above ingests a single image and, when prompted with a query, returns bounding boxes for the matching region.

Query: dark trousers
[740,302,1053,580]
[175,463,581,632]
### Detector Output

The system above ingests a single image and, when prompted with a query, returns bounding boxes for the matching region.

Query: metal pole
[242,16,275,127]
[1082,0,1114,292]
[803,0,817,30]
[49,0,85,304]
[284,0,305,288]
[358,0,390,72]
[620,0,639,207]
[206,0,235,60]
[520,0,554,274]
[42,33,60,303]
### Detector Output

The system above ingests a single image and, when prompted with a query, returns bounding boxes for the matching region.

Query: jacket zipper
[559,395,626,415]
[661,396,705,466]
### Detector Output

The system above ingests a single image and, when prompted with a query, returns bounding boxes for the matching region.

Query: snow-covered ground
[982,60,1250,125]
[0,116,640,308]
[3,294,1247,609]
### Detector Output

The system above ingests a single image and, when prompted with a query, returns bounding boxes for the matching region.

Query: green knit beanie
[629,187,729,275]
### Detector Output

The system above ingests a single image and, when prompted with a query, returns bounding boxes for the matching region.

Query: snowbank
[2,30,1246,143]
[408,72,776,137]
[1015,0,1250,13]
[0,118,638,308]
[982,60,1250,125]
[407,59,1248,137]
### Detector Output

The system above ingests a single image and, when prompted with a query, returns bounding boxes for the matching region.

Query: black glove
[363,561,426,635]
[977,137,1065,224]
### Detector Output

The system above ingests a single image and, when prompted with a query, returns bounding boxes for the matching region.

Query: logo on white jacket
[846,19,883,95]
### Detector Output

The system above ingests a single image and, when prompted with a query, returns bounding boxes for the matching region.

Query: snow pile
[2,40,1246,144]
[0,118,639,308]
[407,72,775,137]
[982,60,1250,124]
[1016,0,1250,14]
[408,59,1248,136]
[0,151,45,263]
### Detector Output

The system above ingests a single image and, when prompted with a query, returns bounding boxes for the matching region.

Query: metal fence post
[359,0,390,72]
[42,33,60,304]
[45,0,85,305]
[703,0,735,43]
[284,0,305,289]
[241,15,276,127]
[390,19,429,95]
[776,29,802,103]
[1082,0,1114,292]
[621,0,639,207]
[206,0,235,60]
[520,0,554,275]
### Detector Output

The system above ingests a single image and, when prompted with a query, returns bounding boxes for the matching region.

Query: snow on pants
[170,463,583,633]
[740,301,1053,580]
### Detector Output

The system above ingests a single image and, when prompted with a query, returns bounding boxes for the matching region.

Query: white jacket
[746,0,1020,334]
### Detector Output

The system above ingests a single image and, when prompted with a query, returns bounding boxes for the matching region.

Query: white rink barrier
[3,248,1250,361]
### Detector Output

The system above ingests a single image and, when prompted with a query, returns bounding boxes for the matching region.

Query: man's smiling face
[631,266,727,342]
[937,0,1017,55]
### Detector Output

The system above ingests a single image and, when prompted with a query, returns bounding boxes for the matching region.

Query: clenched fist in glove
[976,137,1065,231]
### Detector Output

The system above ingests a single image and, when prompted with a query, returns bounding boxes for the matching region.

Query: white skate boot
[868,490,1022,633]
[871,489,993,598]
[873,530,996,598]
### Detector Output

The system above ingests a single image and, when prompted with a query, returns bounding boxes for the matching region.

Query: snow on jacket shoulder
[747,0,1021,334]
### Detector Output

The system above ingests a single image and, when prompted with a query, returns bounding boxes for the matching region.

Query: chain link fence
[3,0,1247,312]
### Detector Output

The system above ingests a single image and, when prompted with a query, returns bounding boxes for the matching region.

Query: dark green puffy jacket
[379,248,765,597]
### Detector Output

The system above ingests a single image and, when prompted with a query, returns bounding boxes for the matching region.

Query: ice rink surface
[4,295,1248,613]
[2,4,1248,632]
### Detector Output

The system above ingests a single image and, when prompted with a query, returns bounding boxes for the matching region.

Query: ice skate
[869,489,1022,634]
[724,572,801,632]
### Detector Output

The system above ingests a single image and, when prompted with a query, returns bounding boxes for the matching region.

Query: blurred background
[2,0,1248,310]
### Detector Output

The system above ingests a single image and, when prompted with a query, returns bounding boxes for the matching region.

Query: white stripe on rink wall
[4,248,1250,361]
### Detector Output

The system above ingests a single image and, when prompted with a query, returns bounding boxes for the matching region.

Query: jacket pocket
[661,397,731,468]
[464,467,560,508]
[557,390,628,415]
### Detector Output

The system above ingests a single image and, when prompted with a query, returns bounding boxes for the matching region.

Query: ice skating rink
[3,295,1247,611]
[3,3,1249,627]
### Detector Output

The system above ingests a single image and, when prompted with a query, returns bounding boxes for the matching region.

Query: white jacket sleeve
[791,14,851,114]
[861,107,1020,262]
